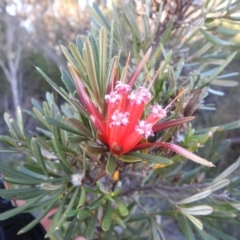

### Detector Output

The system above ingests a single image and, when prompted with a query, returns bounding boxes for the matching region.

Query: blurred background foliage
[0,0,240,239]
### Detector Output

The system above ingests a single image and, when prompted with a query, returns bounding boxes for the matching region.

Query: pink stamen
[110,110,129,127]
[151,105,167,119]
[128,87,151,105]
[115,81,131,94]
[135,120,153,138]
[105,91,121,104]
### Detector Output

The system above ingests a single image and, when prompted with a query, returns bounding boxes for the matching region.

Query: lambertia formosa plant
[1,1,240,239]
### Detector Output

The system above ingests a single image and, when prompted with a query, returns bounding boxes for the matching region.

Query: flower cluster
[104,81,166,155]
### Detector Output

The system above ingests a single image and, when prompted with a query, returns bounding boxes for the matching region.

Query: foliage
[0,0,240,239]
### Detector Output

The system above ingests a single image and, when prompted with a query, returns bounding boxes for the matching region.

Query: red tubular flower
[104,81,165,155]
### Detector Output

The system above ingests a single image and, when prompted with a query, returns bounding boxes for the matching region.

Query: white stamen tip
[136,120,153,138]
[71,173,83,186]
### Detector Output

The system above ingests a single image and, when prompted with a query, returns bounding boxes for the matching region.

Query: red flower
[104,81,166,155]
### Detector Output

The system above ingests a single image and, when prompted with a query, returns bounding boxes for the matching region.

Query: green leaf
[194,224,218,240]
[213,158,240,183]
[16,106,25,139]
[77,208,90,221]
[18,199,56,234]
[200,29,233,46]
[51,135,73,174]
[204,179,230,192]
[114,197,129,217]
[86,210,98,238]
[204,223,236,240]
[0,149,19,153]
[67,117,93,139]
[69,42,86,76]
[182,216,196,240]
[179,205,213,216]
[0,194,46,220]
[35,67,69,102]
[161,20,173,45]
[60,68,75,94]
[57,187,80,228]
[126,152,172,165]
[102,200,112,231]
[0,188,46,200]
[45,116,84,136]
[201,52,237,87]
[83,39,102,109]
[175,190,212,204]
[184,213,203,230]
[77,188,86,208]
[31,138,48,176]
[99,27,107,96]
[106,154,116,175]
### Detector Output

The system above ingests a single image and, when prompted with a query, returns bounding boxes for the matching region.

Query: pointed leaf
[175,190,212,204]
[179,205,213,216]
[126,152,172,165]
[106,154,116,175]
[45,116,84,136]
[102,200,112,231]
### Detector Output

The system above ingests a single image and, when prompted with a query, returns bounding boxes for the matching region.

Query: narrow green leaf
[0,188,46,200]
[61,45,79,72]
[77,188,86,208]
[51,135,73,174]
[179,205,213,216]
[114,197,129,217]
[204,223,236,240]
[16,107,25,138]
[31,138,48,176]
[49,194,67,233]
[204,179,230,192]
[213,159,240,183]
[201,52,236,87]
[184,213,203,230]
[161,20,173,45]
[64,217,78,240]
[60,68,75,94]
[194,224,218,240]
[67,117,93,139]
[18,199,56,234]
[83,39,102,109]
[149,218,160,240]
[45,116,84,136]
[31,98,44,114]
[175,190,212,204]
[77,208,90,221]
[182,216,196,240]
[106,154,116,175]
[32,107,51,129]
[126,152,172,165]
[99,27,107,96]
[200,29,233,46]
[0,164,40,180]
[0,149,19,153]
[86,210,98,238]
[102,200,112,231]
[69,42,86,75]
[0,194,46,220]
[35,67,69,101]
[56,187,80,228]
[67,136,89,143]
